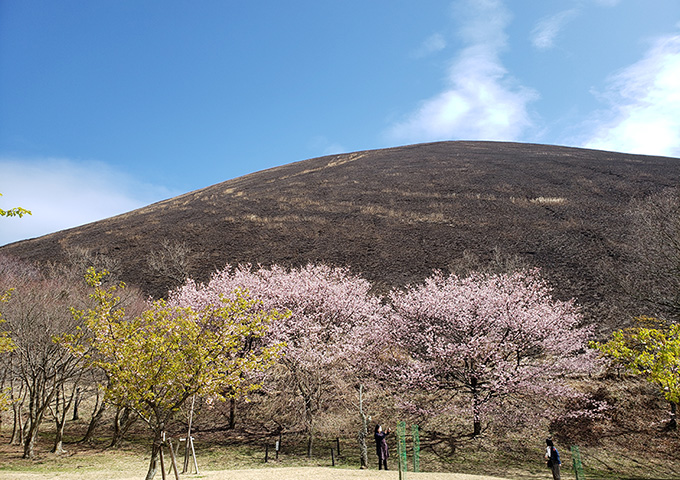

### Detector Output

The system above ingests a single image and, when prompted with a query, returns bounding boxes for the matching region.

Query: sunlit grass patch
[510,196,566,205]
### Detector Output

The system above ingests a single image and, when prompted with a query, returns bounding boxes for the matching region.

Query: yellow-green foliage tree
[67,269,286,480]
[0,193,29,349]
[0,193,31,218]
[0,290,16,411]
[0,290,14,353]
[1,192,30,407]
[0,191,29,391]
[592,316,680,430]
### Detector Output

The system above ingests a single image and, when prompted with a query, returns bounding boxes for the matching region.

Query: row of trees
[170,264,598,456]
[1,255,599,479]
[0,257,288,480]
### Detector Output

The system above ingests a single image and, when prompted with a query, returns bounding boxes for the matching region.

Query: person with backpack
[545,439,561,480]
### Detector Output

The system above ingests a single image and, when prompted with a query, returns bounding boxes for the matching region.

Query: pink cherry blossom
[388,268,595,435]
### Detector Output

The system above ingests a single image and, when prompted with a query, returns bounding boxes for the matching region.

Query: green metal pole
[412,424,420,473]
[397,421,407,480]
[571,445,585,480]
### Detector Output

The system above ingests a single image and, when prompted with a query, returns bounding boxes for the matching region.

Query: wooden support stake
[167,438,180,480]
[159,434,167,480]
[183,396,196,474]
[189,437,200,475]
[265,444,269,463]
[190,436,199,475]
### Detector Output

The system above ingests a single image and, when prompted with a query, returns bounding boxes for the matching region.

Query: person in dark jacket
[374,424,390,470]
[545,439,561,480]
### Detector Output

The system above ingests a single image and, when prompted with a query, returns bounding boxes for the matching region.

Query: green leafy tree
[0,192,31,218]
[66,269,285,480]
[592,317,680,430]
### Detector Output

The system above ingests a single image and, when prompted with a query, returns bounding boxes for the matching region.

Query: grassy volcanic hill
[2,141,678,327]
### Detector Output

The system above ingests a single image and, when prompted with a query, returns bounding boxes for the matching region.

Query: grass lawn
[0,441,515,480]
[1,414,678,480]
[0,433,526,480]
[0,465,515,480]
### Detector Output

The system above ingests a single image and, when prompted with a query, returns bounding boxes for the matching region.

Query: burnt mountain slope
[2,141,678,327]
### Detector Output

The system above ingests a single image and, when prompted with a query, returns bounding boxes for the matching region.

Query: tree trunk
[305,395,315,459]
[110,406,136,448]
[10,389,24,445]
[0,365,6,434]
[298,382,316,459]
[52,411,68,455]
[23,387,51,459]
[9,373,25,445]
[305,401,315,458]
[307,429,314,459]
[52,433,66,456]
[23,418,41,459]
[10,402,20,445]
[145,429,163,480]
[81,398,107,444]
[72,387,81,421]
[228,398,236,430]
[471,379,482,437]
[357,384,369,469]
[669,401,678,431]
[51,385,71,454]
[473,418,482,436]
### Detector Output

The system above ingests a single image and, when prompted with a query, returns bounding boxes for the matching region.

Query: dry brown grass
[0,440,512,480]
[0,466,512,480]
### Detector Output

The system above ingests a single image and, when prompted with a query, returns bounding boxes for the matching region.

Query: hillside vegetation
[1,141,678,330]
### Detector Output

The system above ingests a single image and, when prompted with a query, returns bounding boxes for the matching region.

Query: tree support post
[158,432,180,480]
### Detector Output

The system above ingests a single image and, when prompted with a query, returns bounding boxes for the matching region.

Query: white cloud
[582,34,680,157]
[0,157,176,246]
[413,33,447,58]
[531,9,578,50]
[308,136,346,156]
[452,0,509,50]
[386,0,537,144]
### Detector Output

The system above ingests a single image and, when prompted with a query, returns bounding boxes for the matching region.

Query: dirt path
[0,466,513,480]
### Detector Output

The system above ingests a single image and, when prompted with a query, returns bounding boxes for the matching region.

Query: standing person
[374,424,390,470]
[545,439,561,480]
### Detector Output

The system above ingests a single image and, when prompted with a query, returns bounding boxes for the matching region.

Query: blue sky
[1,0,679,246]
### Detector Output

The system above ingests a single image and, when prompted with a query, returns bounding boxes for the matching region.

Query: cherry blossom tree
[388,268,595,436]
[172,263,390,458]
